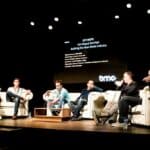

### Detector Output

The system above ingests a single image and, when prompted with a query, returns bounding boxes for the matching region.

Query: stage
[0,118,150,149]
[0,118,150,134]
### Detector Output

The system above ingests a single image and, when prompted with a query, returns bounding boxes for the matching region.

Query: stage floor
[0,118,150,135]
[1,118,150,149]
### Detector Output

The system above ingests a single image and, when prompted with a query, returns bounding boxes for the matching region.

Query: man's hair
[13,78,20,82]
[55,80,63,85]
[124,71,134,78]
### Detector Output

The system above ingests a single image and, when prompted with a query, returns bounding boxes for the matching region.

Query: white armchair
[131,87,150,126]
[82,91,121,118]
[0,91,33,117]
[69,91,121,119]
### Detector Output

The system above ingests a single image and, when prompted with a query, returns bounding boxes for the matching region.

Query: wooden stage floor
[0,118,150,134]
[0,118,150,149]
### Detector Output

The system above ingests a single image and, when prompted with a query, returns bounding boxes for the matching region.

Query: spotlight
[114,15,120,19]
[64,41,70,44]
[126,3,132,9]
[30,21,35,26]
[48,25,53,30]
[147,9,150,14]
[77,20,83,25]
[54,17,59,22]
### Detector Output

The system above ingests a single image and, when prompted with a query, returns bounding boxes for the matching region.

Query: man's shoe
[12,116,17,119]
[71,116,81,121]
[111,122,124,127]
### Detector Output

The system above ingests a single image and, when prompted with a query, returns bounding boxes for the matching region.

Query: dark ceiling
[0,0,150,89]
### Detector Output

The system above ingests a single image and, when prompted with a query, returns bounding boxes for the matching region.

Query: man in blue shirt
[69,80,103,121]
[43,80,70,115]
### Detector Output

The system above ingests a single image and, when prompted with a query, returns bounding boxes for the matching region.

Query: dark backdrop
[0,0,150,112]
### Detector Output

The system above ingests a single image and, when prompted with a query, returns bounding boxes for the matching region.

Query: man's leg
[6,92,21,119]
[119,96,142,123]
[72,99,87,119]
[13,97,21,117]
[69,100,78,115]
[57,98,65,108]
[6,91,22,101]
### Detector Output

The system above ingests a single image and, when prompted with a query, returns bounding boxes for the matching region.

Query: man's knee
[121,96,129,101]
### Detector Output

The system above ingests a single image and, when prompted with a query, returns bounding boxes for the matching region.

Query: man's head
[123,71,133,84]
[87,80,95,90]
[55,80,63,91]
[13,78,20,87]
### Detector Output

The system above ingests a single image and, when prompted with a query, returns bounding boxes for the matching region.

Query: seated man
[6,78,33,119]
[112,71,142,128]
[69,80,103,121]
[43,80,70,116]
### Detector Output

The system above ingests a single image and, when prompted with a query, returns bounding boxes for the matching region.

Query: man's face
[55,82,62,90]
[123,73,131,84]
[13,79,20,87]
[87,80,94,90]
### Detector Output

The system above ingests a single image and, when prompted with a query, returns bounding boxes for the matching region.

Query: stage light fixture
[48,25,53,30]
[126,3,132,9]
[30,21,35,26]
[77,20,83,25]
[64,41,70,44]
[147,9,150,14]
[114,15,120,19]
[54,17,59,22]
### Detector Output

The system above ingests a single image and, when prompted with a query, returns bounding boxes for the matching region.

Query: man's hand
[115,80,124,87]
[45,90,51,96]
[52,98,59,104]
[143,76,150,82]
[25,90,31,95]
[48,99,59,106]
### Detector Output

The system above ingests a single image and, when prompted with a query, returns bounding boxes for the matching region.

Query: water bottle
[28,112,32,119]
[123,119,128,130]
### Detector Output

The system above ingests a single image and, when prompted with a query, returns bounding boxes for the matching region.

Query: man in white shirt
[6,78,33,119]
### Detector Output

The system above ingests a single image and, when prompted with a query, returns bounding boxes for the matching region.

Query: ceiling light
[30,21,35,26]
[147,9,150,14]
[114,15,120,19]
[77,21,83,25]
[48,25,53,30]
[126,3,132,9]
[54,17,59,22]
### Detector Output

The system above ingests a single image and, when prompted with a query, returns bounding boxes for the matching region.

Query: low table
[33,108,71,122]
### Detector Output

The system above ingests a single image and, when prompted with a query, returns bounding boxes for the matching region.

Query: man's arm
[124,82,138,96]
[143,76,150,82]
[43,90,51,101]
[94,86,103,92]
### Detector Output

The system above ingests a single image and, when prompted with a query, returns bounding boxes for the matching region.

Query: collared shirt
[44,88,70,103]
[7,87,33,100]
[7,87,25,97]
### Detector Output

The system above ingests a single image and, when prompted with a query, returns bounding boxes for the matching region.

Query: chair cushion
[132,105,143,114]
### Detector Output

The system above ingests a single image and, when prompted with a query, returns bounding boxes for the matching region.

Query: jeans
[48,99,67,116]
[118,96,142,123]
[6,91,22,116]
[69,98,87,118]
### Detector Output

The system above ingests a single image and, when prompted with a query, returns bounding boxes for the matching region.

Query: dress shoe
[12,115,17,120]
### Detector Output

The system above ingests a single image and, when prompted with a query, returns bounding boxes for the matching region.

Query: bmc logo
[99,75,117,82]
